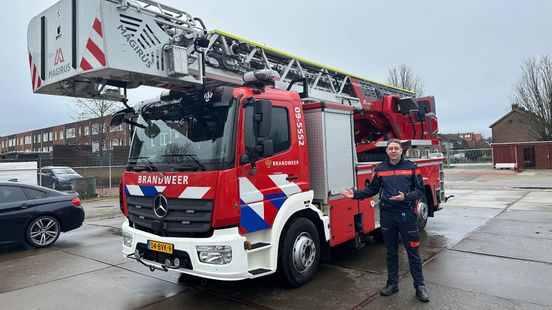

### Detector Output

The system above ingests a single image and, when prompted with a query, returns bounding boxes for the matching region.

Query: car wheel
[278,218,320,287]
[26,216,61,248]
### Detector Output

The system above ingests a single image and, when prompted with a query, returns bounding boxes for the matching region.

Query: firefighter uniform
[353,158,426,289]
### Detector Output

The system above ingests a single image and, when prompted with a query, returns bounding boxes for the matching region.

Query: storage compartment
[328,197,356,246]
[303,103,356,203]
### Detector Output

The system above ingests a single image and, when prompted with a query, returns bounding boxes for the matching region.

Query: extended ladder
[28,0,414,106]
[202,30,414,107]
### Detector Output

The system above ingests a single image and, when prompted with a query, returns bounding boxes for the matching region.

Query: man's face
[386,142,403,162]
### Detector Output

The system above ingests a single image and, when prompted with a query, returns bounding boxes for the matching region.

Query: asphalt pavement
[1,167,551,309]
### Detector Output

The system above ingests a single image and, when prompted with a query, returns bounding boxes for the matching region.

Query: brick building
[489,109,537,143]
[0,115,132,154]
[489,109,551,170]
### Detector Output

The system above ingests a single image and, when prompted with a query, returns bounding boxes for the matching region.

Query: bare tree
[386,64,425,97]
[71,98,121,154]
[512,56,552,141]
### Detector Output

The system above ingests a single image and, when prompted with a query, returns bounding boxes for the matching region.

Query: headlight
[196,245,232,265]
[123,232,133,247]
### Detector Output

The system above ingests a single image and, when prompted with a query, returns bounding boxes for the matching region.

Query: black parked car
[0,182,85,248]
[38,166,82,190]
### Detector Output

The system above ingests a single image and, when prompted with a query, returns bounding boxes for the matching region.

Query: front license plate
[148,240,174,254]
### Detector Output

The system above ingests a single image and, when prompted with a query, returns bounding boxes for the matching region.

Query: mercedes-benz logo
[153,194,168,218]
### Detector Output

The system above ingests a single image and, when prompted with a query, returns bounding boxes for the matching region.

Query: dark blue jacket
[353,158,424,212]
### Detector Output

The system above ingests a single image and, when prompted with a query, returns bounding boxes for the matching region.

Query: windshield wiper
[162,154,206,171]
[128,156,157,171]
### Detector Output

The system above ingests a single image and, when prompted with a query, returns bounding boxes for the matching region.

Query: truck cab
[120,83,323,286]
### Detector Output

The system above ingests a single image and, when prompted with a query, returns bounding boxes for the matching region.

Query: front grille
[127,196,213,237]
[136,243,193,270]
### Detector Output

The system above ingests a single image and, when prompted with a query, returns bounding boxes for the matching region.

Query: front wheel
[278,218,321,287]
[26,216,61,248]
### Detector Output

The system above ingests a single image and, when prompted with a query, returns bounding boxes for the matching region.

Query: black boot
[380,283,399,296]
[415,285,429,302]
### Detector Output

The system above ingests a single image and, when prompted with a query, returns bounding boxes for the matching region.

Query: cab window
[245,106,291,157]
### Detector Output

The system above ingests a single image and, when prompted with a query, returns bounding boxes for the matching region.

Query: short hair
[386,138,402,148]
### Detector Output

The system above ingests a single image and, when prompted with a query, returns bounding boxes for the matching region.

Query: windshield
[128,87,237,172]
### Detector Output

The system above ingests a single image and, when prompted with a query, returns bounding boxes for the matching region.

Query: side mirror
[110,111,126,127]
[254,100,272,138]
[239,154,250,165]
[111,108,141,128]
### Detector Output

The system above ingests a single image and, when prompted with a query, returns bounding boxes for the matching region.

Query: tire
[415,198,429,230]
[278,218,320,287]
[26,216,61,248]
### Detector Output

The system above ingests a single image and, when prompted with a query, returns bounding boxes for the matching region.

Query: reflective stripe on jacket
[353,158,424,212]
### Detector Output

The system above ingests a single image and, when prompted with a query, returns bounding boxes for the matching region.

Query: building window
[48,132,52,141]
[43,133,48,141]
[66,128,76,138]
[59,130,64,140]
[92,124,99,135]
[84,126,90,136]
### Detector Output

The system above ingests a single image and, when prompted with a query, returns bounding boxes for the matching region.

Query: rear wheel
[278,218,320,287]
[415,199,429,230]
[26,216,60,248]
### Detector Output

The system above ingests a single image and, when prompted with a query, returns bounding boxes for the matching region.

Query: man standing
[342,139,429,302]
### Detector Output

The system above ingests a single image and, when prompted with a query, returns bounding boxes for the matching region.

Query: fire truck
[28,0,445,287]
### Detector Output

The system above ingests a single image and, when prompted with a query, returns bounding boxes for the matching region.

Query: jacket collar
[385,157,404,167]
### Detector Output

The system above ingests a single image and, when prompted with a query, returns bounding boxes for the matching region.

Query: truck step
[249,268,271,275]
[249,242,270,250]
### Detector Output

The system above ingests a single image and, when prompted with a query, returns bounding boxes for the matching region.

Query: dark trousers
[380,209,425,288]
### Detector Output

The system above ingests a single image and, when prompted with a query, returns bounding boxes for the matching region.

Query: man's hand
[389,191,405,201]
[341,188,354,198]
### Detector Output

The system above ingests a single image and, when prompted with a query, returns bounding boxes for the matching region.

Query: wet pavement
[1,168,552,309]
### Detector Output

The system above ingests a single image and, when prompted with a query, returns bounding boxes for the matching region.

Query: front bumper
[121,219,250,281]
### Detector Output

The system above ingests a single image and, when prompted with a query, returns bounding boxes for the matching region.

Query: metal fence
[444,148,493,166]
[0,163,125,197]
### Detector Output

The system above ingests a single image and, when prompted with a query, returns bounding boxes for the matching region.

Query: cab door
[237,98,308,234]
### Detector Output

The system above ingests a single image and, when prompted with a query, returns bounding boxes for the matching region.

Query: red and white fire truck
[28,0,445,286]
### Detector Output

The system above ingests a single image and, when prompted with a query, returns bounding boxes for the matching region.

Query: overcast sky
[1,0,551,138]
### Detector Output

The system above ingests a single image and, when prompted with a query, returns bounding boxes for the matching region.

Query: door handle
[286,175,299,181]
